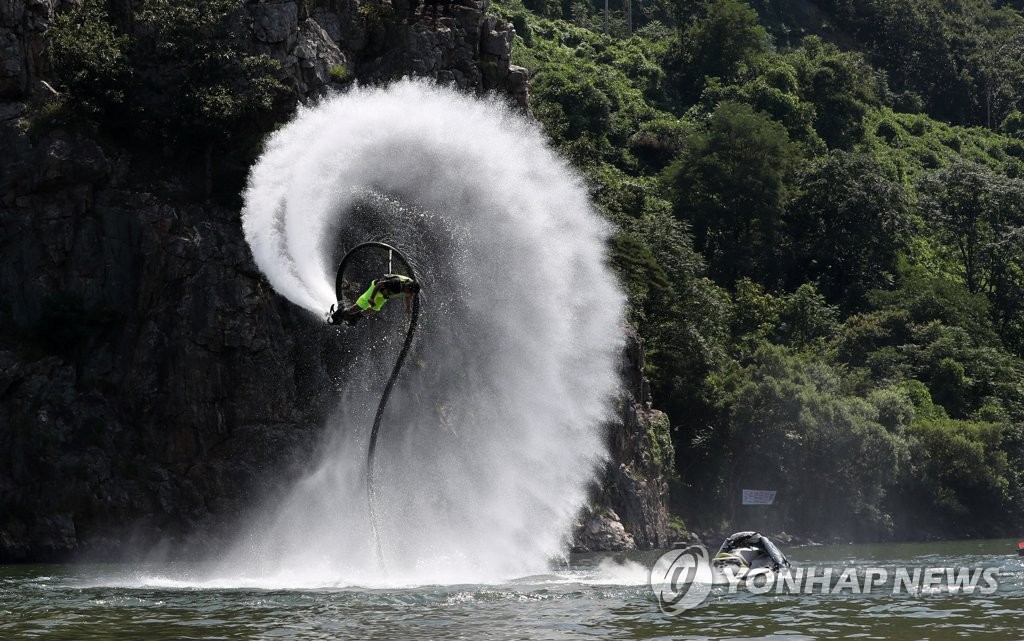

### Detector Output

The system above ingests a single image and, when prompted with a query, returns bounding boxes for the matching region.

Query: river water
[2,539,1021,640]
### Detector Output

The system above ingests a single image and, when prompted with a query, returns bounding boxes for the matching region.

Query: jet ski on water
[712,531,791,584]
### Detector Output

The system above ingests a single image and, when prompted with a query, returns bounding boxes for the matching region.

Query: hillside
[493,0,1024,541]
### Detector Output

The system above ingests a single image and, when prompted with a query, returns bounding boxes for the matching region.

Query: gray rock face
[480,14,512,58]
[312,0,529,107]
[572,327,672,551]
[239,0,528,105]
[277,17,349,96]
[573,508,636,553]
[296,18,345,73]
[312,0,366,50]
[0,115,340,560]
[0,0,62,98]
[0,28,23,96]
[1,0,527,106]
[251,1,299,45]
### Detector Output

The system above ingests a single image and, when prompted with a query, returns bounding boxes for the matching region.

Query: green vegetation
[134,0,283,145]
[330,64,351,83]
[647,411,676,475]
[496,0,1024,541]
[49,0,130,119]
[46,0,284,159]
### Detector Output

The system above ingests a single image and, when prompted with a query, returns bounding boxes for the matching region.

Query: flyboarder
[327,274,420,326]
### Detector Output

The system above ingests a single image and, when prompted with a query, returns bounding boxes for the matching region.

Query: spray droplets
[233,80,625,585]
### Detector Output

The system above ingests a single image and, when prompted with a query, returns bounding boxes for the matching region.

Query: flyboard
[331,241,420,566]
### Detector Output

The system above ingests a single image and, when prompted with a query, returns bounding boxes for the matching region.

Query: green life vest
[356,274,413,311]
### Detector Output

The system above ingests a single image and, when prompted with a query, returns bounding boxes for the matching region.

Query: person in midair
[327,274,420,326]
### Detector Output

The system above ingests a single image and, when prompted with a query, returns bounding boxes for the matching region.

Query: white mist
[231,80,625,586]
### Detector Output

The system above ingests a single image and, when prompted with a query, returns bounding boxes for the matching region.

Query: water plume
[231,79,625,585]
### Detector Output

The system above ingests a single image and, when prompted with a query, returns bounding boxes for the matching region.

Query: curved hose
[335,241,420,566]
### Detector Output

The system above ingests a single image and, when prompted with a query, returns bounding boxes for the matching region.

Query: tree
[628,209,730,422]
[844,264,1024,420]
[49,0,131,120]
[695,60,823,149]
[822,0,1024,126]
[918,161,1024,352]
[715,344,904,539]
[784,151,911,308]
[133,0,284,148]
[728,279,839,356]
[530,65,612,140]
[898,417,1013,537]
[686,0,768,80]
[667,0,769,103]
[828,0,977,123]
[788,36,878,149]
[974,24,1024,128]
[919,161,1001,294]
[666,101,802,285]
[126,0,285,197]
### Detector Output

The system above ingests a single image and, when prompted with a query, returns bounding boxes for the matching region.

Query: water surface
[2,539,1022,640]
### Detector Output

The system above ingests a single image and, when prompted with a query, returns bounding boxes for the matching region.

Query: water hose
[334,241,420,566]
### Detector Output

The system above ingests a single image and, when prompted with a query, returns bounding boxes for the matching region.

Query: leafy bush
[899,418,1014,536]
[47,0,284,153]
[674,0,769,99]
[49,0,130,118]
[135,0,284,144]
[531,66,611,138]
[714,344,904,539]
[786,36,877,149]
[329,64,351,83]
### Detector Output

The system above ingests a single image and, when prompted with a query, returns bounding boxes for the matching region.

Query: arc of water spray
[335,241,420,567]
[236,81,625,584]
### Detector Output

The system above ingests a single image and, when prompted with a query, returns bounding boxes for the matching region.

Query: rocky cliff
[1,0,527,105]
[0,0,667,561]
[572,326,673,552]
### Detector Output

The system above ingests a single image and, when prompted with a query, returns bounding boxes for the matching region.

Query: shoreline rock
[571,326,673,552]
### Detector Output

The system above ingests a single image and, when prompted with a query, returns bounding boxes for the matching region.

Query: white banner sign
[742,489,777,505]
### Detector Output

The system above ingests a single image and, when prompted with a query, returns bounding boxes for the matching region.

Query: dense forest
[488,0,1024,541]
[42,0,1024,544]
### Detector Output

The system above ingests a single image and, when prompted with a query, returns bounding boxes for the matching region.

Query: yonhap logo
[646,551,1003,618]
[648,545,713,614]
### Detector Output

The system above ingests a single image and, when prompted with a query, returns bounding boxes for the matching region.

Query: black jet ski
[712,531,791,582]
